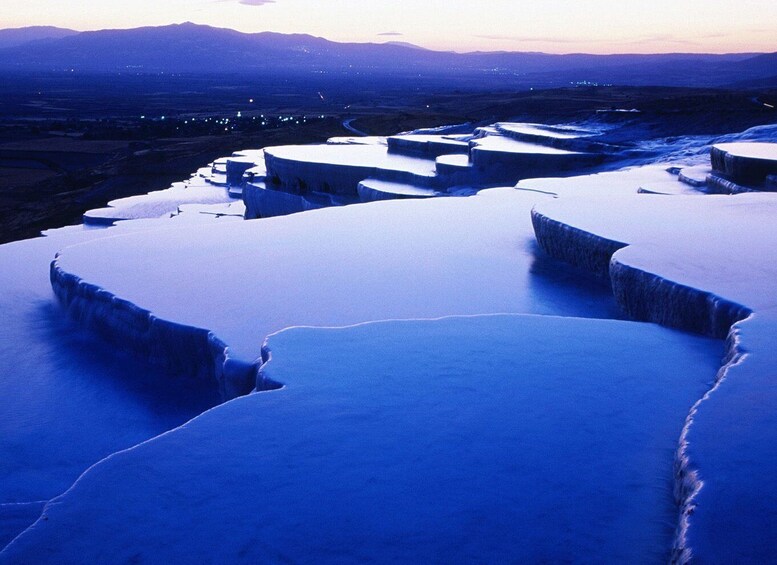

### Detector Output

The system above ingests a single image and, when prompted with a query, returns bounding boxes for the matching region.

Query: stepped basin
[205,172,228,187]
[326,136,387,146]
[498,122,599,140]
[705,173,755,194]
[531,192,777,561]
[0,226,220,544]
[533,193,777,321]
[83,180,232,225]
[231,149,265,160]
[356,179,440,201]
[711,142,777,188]
[242,181,333,219]
[8,121,777,562]
[264,144,438,196]
[471,136,602,183]
[211,158,228,174]
[225,157,257,187]
[514,164,680,197]
[242,162,266,183]
[435,153,472,176]
[494,122,615,153]
[387,134,469,157]
[50,189,622,386]
[472,135,586,155]
[2,315,721,563]
[637,181,704,196]
[677,165,710,188]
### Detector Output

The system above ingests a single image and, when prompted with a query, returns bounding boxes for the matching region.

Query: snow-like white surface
[230,149,265,160]
[0,148,256,537]
[205,172,228,186]
[533,193,777,312]
[6,119,777,561]
[211,158,229,174]
[515,164,679,197]
[677,164,711,187]
[0,162,251,541]
[628,127,777,169]
[435,153,470,168]
[357,179,438,198]
[684,315,777,563]
[225,156,255,166]
[388,134,468,147]
[173,201,246,222]
[713,142,777,161]
[2,315,721,563]
[531,191,777,561]
[638,180,703,196]
[498,122,598,139]
[83,180,232,223]
[0,227,218,507]
[403,123,473,135]
[81,149,257,225]
[265,144,437,175]
[326,136,386,146]
[472,135,580,155]
[54,189,620,363]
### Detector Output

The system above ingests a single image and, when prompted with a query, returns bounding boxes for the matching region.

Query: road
[342,118,369,137]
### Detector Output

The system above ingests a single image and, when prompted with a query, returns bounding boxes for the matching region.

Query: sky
[2,0,776,54]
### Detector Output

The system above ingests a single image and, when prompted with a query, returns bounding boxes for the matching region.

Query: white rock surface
[531,191,777,561]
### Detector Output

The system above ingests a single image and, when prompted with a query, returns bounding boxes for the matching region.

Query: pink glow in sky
[3,0,776,54]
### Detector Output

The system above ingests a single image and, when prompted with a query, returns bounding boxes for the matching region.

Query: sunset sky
[3,0,776,54]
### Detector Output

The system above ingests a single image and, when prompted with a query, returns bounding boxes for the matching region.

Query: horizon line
[0,22,772,57]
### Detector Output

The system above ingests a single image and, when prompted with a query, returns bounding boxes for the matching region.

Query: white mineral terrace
[2,314,720,563]
[498,122,599,139]
[84,178,234,224]
[357,179,439,198]
[531,189,777,562]
[54,190,577,364]
[712,142,777,160]
[387,133,469,147]
[265,144,438,176]
[471,134,582,155]
[533,193,777,313]
[3,124,777,563]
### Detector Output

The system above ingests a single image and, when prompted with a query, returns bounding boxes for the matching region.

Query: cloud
[216,0,276,5]
[378,32,404,37]
[624,33,699,46]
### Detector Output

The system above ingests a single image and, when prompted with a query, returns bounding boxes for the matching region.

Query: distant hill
[730,52,777,75]
[0,22,773,89]
[721,53,777,88]
[0,26,78,49]
[384,41,427,50]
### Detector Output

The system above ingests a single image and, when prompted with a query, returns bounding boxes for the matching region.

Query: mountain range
[0,23,775,88]
[0,26,78,49]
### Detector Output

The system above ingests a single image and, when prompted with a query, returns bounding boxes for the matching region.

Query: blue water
[0,233,220,545]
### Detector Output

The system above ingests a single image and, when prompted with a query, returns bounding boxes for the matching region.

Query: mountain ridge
[0,26,79,49]
[0,23,774,88]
